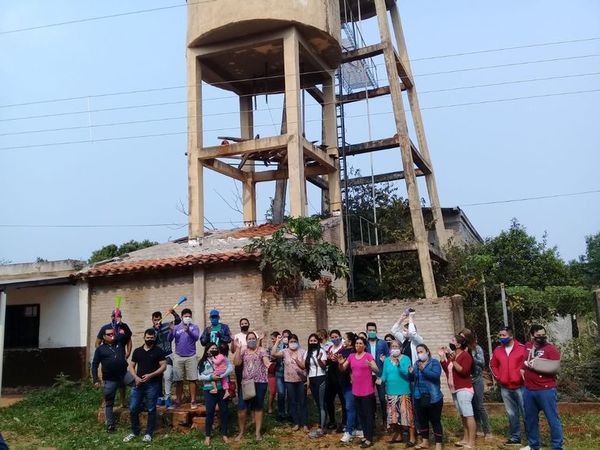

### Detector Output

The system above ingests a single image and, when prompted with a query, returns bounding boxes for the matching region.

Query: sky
[0,0,599,264]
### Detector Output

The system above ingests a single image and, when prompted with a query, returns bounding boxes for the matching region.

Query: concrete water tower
[186,0,343,240]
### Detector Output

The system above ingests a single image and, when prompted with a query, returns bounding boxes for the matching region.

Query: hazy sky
[1,0,599,264]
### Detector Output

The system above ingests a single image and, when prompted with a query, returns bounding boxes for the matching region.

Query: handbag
[527,347,560,375]
[241,379,256,401]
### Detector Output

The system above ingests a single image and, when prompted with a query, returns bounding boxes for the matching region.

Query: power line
[1,52,597,112]
[411,36,600,61]
[460,189,600,207]
[5,72,598,137]
[1,189,598,229]
[0,1,216,35]
[1,87,598,151]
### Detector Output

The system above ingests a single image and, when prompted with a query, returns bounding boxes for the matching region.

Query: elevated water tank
[188,0,342,80]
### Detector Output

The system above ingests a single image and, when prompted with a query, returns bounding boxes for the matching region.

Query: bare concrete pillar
[390,3,447,249]
[283,28,307,217]
[240,95,257,224]
[272,101,288,223]
[374,0,437,298]
[193,268,206,332]
[187,50,204,239]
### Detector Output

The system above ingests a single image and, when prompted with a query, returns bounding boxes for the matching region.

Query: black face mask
[210,349,219,356]
[241,325,249,333]
[145,339,155,347]
[449,343,457,352]
[534,336,547,346]
[308,343,319,351]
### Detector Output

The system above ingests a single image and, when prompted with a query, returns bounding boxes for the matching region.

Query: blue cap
[209,309,220,318]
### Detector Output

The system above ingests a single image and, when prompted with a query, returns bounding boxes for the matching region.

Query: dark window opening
[5,304,40,348]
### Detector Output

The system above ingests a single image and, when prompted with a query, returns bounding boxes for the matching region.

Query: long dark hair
[305,333,321,370]
[200,342,218,366]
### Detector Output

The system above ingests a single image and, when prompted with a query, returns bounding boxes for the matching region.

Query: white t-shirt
[234,332,248,347]
[307,349,328,378]
[505,343,514,356]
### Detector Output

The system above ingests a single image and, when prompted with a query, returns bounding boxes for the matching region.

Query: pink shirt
[348,352,375,397]
[210,354,227,376]
[241,348,268,383]
[282,348,307,383]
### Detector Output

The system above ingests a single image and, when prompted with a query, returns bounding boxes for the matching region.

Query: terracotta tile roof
[223,223,284,239]
[79,250,259,279]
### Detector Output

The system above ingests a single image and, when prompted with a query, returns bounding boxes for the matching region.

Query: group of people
[91,306,564,450]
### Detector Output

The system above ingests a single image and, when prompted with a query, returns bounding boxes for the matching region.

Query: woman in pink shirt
[338,336,380,448]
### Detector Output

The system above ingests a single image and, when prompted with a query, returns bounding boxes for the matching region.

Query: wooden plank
[352,241,418,256]
[199,134,291,159]
[342,43,385,63]
[252,164,328,182]
[337,86,394,105]
[345,137,398,156]
[306,86,324,105]
[343,169,424,187]
[202,158,248,182]
[217,136,249,143]
[302,138,337,173]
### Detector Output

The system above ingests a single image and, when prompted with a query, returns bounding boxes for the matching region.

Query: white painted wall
[6,283,85,348]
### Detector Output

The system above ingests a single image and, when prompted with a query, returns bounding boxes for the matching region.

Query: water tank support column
[187,48,204,240]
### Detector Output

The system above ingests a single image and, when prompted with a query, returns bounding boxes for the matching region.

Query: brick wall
[88,270,193,360]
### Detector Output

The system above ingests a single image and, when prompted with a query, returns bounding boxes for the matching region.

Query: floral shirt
[282,348,307,383]
[241,348,268,383]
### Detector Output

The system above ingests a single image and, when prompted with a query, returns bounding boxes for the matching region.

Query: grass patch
[0,384,598,449]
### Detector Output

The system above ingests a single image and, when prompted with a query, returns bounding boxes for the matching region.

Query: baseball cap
[209,309,220,318]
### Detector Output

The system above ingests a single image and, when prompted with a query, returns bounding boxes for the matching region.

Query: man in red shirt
[490,326,527,446]
[520,324,563,450]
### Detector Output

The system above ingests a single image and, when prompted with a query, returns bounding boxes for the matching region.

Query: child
[209,351,229,398]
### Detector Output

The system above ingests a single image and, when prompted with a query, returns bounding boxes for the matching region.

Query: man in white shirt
[390,309,424,365]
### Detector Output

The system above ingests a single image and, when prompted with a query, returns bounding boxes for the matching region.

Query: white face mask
[418,353,428,362]
[182,317,192,325]
[289,342,299,350]
[391,349,401,357]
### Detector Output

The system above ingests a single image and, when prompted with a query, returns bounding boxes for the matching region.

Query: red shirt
[490,340,527,389]
[523,342,560,390]
[442,350,473,391]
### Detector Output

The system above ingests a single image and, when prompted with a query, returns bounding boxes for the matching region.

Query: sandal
[415,445,430,450]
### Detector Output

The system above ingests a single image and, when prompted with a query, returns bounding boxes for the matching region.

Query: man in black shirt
[122,328,166,443]
[95,309,133,408]
[91,326,133,432]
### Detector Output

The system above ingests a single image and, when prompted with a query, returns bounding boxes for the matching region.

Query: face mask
[241,325,249,333]
[391,349,401,357]
[499,337,511,345]
[418,353,428,362]
[145,339,155,347]
[534,336,547,346]
[367,331,377,339]
[282,337,289,345]
[209,349,219,356]
[289,342,299,350]
[308,343,319,351]
[247,340,257,349]
[210,317,219,326]
[182,317,192,325]
[331,337,341,346]
[449,343,457,352]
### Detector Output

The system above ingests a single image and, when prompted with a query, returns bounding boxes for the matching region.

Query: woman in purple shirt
[233,331,270,441]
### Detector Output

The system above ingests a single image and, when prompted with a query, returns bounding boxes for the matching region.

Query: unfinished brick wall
[88,270,193,361]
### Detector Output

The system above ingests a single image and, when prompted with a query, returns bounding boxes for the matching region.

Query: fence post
[500,283,509,327]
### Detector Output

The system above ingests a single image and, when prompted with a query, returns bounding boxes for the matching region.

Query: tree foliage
[244,216,349,300]
[88,239,158,264]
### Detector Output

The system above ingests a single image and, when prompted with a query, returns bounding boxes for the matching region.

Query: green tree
[88,239,158,264]
[570,232,600,288]
[244,216,348,300]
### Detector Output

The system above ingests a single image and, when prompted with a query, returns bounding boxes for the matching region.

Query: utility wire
[0,1,216,35]
[2,71,599,137]
[1,52,597,112]
[1,87,599,151]
[1,189,598,229]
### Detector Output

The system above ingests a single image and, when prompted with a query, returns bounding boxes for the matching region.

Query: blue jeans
[285,382,308,426]
[373,377,387,425]
[276,374,287,419]
[523,387,563,450]
[204,389,229,437]
[500,386,525,441]
[102,377,130,429]
[129,382,161,436]
[342,386,361,433]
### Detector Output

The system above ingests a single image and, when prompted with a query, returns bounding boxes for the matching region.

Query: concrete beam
[342,43,385,63]
[199,134,291,159]
[353,241,418,256]
[344,169,424,187]
[302,138,337,173]
[202,158,249,182]
[337,85,395,105]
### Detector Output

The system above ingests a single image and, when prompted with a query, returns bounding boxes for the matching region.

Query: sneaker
[340,432,353,443]
[165,398,172,409]
[308,429,324,439]
[519,446,537,450]
[142,434,152,443]
[190,401,198,410]
[505,439,521,445]
[123,433,137,442]
[107,425,116,433]
[156,397,164,406]
[360,441,374,449]
[353,430,364,438]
